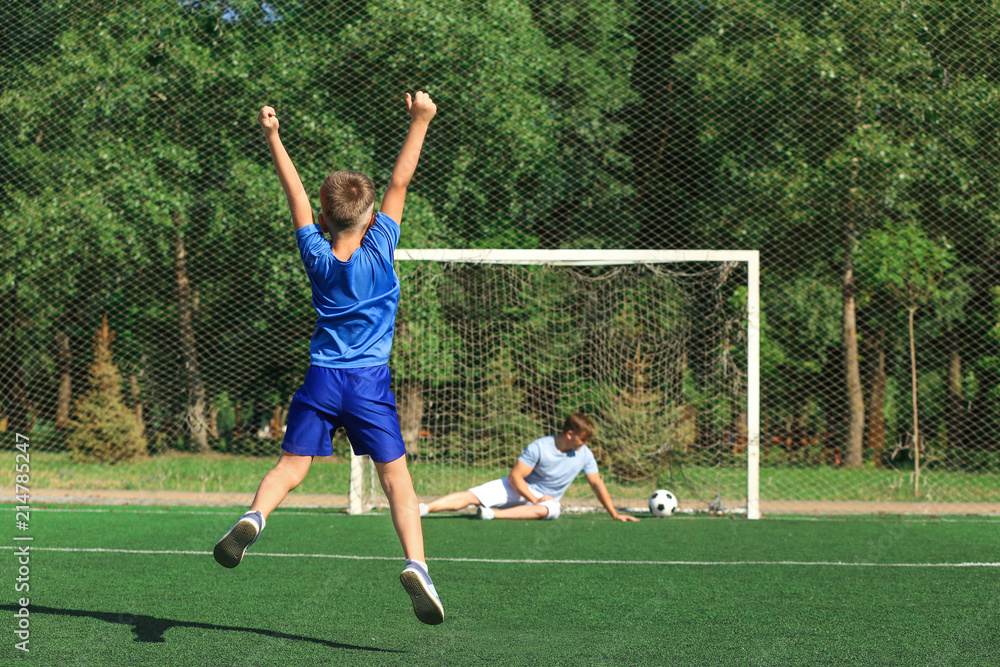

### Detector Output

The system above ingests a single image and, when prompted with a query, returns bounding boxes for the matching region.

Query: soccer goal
[349,249,760,519]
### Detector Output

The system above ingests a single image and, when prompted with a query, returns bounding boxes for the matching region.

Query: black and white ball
[649,489,678,517]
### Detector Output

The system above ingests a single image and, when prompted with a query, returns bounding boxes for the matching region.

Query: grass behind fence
[5,451,999,505]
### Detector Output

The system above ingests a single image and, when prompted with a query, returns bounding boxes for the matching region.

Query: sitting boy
[420,413,638,522]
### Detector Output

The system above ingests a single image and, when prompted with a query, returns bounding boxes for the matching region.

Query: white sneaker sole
[400,569,444,625]
[213,519,258,569]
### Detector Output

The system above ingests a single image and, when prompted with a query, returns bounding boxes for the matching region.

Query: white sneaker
[477,506,495,520]
[418,502,428,517]
[400,562,444,625]
[213,510,264,569]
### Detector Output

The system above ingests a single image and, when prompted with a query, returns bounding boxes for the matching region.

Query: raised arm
[380,91,437,224]
[258,106,314,231]
[585,471,639,522]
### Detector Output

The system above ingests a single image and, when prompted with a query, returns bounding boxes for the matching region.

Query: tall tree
[1,1,354,447]
[857,223,970,492]
[337,0,638,248]
[669,0,992,465]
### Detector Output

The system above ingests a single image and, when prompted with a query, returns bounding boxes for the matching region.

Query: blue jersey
[295,212,401,368]
[516,435,599,500]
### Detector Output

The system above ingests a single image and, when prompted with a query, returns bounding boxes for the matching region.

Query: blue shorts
[281,365,406,463]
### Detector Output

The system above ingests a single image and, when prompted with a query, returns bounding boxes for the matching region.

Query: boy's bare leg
[250,453,314,519]
[375,455,425,562]
[425,490,480,513]
[490,504,550,520]
[381,454,443,625]
[214,452,311,568]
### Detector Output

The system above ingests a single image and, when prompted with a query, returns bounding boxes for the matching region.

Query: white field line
[0,546,997,567]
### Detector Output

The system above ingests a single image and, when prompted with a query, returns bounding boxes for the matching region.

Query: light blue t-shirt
[295,212,401,368]
[513,435,600,500]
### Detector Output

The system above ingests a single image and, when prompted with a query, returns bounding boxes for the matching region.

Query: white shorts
[468,477,561,520]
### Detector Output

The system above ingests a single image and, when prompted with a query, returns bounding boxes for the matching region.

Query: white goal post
[349,248,761,519]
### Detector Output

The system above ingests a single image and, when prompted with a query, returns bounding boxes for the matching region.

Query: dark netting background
[2,0,999,507]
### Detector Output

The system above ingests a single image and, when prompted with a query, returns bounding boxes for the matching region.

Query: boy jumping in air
[213,91,443,626]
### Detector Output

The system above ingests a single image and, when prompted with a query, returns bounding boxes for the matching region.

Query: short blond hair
[319,171,375,233]
[562,412,595,442]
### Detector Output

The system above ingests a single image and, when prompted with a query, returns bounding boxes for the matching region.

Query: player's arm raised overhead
[585,471,639,522]
[258,106,314,231]
[380,91,437,224]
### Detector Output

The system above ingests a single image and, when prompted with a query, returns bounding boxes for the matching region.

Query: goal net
[350,249,760,519]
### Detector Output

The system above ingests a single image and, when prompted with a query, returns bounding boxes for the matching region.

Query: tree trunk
[234,402,244,439]
[864,334,887,468]
[55,331,73,432]
[129,373,144,432]
[843,230,865,468]
[174,217,209,452]
[947,345,964,450]
[1,288,33,436]
[909,307,920,496]
[270,404,285,440]
[207,402,218,440]
[397,380,425,455]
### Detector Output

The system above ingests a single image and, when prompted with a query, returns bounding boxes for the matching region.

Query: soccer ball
[649,489,678,517]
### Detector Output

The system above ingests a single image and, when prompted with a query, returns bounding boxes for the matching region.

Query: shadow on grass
[0,605,402,652]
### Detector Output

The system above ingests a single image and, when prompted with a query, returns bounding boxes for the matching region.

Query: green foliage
[3,0,1000,479]
[669,0,1000,457]
[856,222,968,314]
[339,0,638,247]
[596,351,695,482]
[458,348,544,462]
[394,254,458,386]
[67,317,147,463]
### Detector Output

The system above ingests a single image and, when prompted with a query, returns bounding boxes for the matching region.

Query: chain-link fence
[2,0,999,511]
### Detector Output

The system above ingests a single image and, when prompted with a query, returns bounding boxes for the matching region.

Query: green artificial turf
[1,507,998,665]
